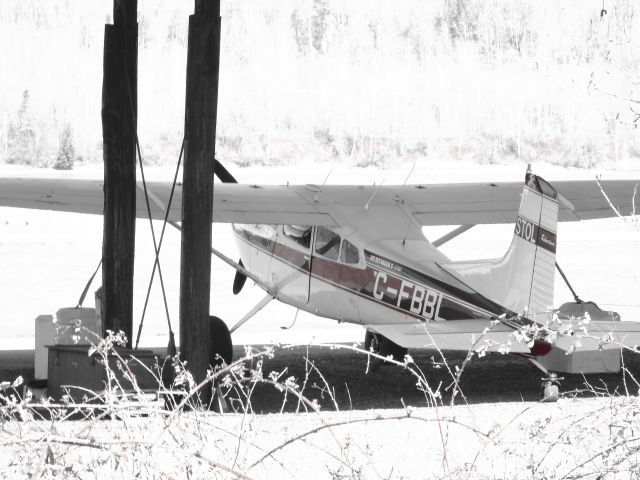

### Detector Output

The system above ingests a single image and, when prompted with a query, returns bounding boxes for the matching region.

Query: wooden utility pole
[179,0,221,399]
[101,0,138,347]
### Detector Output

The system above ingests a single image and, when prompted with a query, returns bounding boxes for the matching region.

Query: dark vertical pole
[179,0,220,400]
[101,0,138,347]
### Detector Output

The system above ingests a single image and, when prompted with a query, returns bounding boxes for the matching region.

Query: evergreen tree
[53,122,74,170]
[6,90,37,165]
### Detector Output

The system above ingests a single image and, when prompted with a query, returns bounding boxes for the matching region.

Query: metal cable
[555,262,581,303]
[75,259,103,309]
[134,140,184,354]
[118,36,176,353]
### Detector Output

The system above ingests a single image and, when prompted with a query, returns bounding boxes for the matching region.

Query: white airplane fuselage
[232,223,511,349]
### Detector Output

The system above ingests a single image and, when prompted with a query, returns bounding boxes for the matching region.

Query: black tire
[364,330,380,354]
[209,315,233,367]
[383,337,408,362]
[364,330,407,363]
[541,382,560,403]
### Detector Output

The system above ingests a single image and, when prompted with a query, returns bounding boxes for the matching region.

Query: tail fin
[441,169,559,322]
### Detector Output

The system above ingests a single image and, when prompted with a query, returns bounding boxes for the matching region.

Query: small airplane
[2,163,640,401]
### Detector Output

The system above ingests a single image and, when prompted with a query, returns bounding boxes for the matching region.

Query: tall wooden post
[101,0,138,347]
[179,0,220,399]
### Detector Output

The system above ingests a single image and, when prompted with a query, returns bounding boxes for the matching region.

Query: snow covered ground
[0,161,639,351]
[2,396,640,479]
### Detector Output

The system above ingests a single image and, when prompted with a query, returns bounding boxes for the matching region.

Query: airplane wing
[0,175,637,226]
[0,177,340,225]
[290,179,637,225]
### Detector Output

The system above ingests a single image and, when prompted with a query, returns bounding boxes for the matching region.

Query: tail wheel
[209,315,233,367]
[540,372,561,403]
[364,330,407,363]
[541,383,560,402]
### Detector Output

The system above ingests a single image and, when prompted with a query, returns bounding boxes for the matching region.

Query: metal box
[34,315,55,379]
[34,307,102,381]
[47,345,159,402]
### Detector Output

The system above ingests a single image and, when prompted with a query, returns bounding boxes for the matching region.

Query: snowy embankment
[1,397,639,479]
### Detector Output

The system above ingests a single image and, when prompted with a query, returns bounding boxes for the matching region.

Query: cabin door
[269,225,311,304]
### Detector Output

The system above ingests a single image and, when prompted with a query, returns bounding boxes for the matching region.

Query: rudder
[441,168,559,322]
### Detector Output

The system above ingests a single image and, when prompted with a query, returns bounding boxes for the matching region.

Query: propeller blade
[233,259,248,295]
[214,159,237,184]
[213,159,244,293]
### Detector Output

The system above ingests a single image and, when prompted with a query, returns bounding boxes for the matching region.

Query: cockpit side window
[283,225,311,248]
[340,239,360,265]
[314,226,341,261]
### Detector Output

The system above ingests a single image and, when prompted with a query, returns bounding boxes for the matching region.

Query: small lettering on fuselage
[369,254,401,272]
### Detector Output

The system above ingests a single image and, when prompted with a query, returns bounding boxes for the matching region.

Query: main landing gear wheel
[208,316,233,413]
[209,315,233,368]
[541,372,563,403]
[364,330,407,369]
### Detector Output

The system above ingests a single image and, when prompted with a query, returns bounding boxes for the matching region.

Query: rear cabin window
[340,240,360,265]
[314,226,341,261]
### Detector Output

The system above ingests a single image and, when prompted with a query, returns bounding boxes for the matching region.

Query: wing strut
[555,261,582,303]
[229,293,274,334]
[432,224,475,247]
[166,219,276,296]
[141,176,273,296]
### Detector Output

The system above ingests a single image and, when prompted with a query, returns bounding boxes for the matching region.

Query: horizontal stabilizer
[551,319,640,353]
[365,321,531,354]
[536,319,640,373]
[367,318,640,367]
